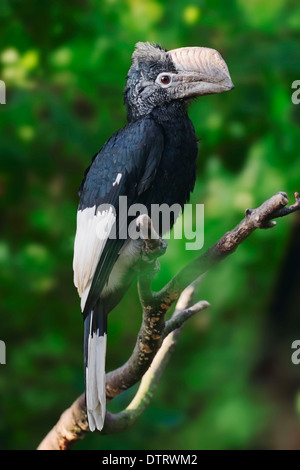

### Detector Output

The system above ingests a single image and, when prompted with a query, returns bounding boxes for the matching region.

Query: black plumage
[81,107,197,316]
[73,42,233,431]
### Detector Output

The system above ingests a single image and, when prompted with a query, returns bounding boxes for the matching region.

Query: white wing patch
[73,205,116,311]
[112,172,122,186]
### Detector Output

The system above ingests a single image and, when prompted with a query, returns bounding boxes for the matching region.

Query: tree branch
[37,191,300,450]
[102,284,209,434]
[156,191,300,307]
[37,395,88,450]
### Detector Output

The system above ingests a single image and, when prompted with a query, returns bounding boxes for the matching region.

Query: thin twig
[164,300,210,338]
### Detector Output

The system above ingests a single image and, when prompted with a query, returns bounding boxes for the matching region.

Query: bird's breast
[144,116,198,214]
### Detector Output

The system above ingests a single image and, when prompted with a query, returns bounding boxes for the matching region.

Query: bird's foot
[136,214,168,262]
[131,214,167,279]
[141,237,167,263]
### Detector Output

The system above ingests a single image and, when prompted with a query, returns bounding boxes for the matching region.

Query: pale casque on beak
[164,46,234,99]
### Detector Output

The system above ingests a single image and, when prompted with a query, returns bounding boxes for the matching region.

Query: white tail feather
[86,312,107,431]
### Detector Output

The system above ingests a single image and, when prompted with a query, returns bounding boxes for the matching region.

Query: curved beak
[167,46,234,98]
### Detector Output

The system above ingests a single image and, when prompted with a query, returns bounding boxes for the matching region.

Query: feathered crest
[131,42,172,70]
[132,42,166,60]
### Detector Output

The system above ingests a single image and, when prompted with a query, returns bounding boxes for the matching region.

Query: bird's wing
[73,118,164,315]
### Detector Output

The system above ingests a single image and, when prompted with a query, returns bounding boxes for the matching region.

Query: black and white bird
[73,42,233,431]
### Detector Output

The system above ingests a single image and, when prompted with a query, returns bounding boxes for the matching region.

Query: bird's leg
[132,214,167,279]
[138,214,167,262]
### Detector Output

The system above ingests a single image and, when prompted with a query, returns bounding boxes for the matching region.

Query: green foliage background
[0,0,299,450]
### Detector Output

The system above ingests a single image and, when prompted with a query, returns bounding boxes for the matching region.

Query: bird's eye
[160,75,171,85]
[156,73,173,88]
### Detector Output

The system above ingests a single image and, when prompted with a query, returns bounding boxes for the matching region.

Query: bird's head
[124,42,234,122]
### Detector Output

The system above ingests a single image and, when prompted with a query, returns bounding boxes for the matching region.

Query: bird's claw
[141,237,167,262]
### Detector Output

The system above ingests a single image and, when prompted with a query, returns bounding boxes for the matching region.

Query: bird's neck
[149,101,196,151]
[149,100,189,124]
[127,99,189,124]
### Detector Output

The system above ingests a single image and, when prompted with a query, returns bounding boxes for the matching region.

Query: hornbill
[73,42,234,431]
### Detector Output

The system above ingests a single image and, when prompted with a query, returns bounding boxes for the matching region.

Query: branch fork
[37,191,300,450]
